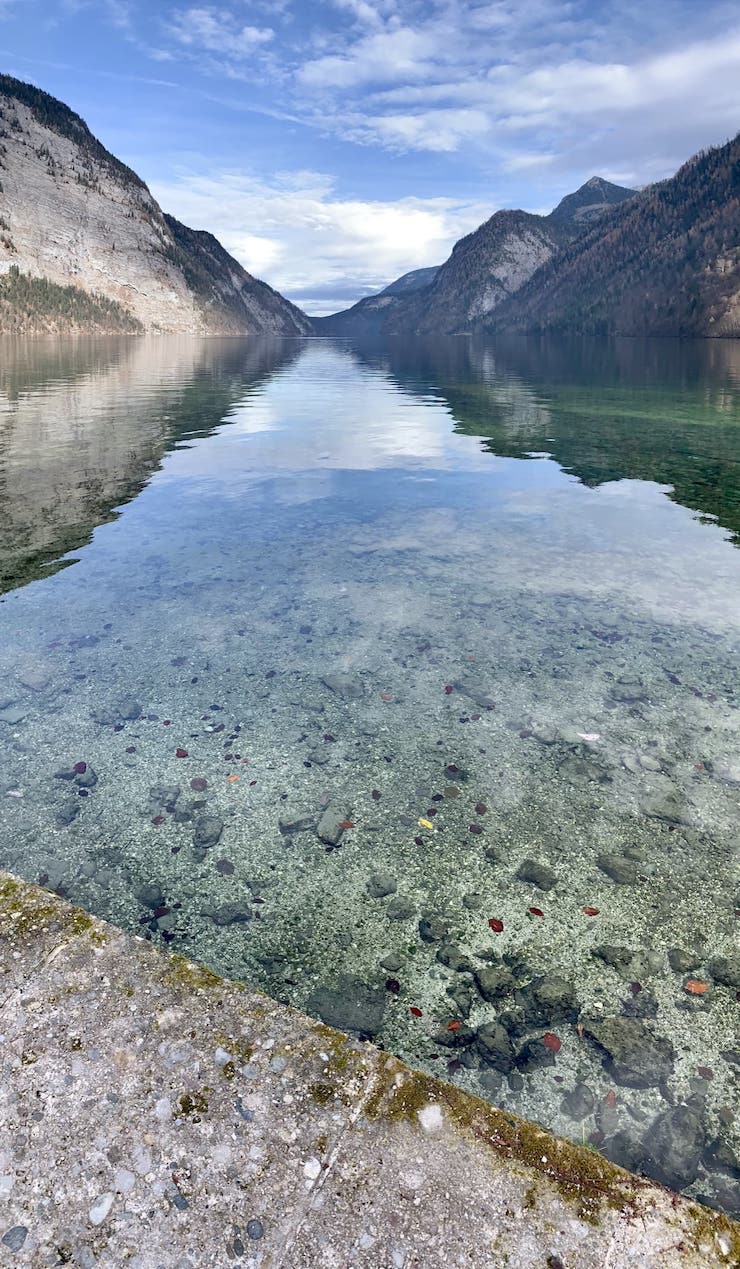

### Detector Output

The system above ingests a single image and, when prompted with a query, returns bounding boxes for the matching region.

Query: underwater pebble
[367,873,397,899]
[516,859,557,891]
[597,853,639,885]
[193,816,224,852]
[317,804,350,846]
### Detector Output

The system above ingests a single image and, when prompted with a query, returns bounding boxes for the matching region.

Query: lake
[0,334,738,1215]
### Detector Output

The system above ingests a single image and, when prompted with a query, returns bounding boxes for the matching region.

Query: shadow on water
[0,336,304,594]
[345,335,740,545]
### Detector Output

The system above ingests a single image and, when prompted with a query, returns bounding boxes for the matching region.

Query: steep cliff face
[394,210,566,334]
[0,75,310,336]
[485,135,740,337]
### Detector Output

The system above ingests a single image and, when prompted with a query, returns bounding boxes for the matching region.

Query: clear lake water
[0,333,738,1214]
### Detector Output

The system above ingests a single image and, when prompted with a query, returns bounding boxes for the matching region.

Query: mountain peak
[549,177,636,225]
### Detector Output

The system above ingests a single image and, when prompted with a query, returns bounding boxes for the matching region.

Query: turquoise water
[0,334,738,1213]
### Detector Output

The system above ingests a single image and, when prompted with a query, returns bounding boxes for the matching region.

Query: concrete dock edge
[1,871,737,1267]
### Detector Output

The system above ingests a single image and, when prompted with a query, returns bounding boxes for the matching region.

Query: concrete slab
[0,871,737,1268]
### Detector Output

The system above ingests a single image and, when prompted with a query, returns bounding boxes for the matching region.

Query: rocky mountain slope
[318,179,634,337]
[0,75,311,336]
[548,175,638,226]
[483,135,740,337]
[313,265,439,337]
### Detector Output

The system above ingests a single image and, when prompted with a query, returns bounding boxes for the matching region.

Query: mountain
[548,176,637,226]
[313,265,440,337]
[0,74,311,336]
[482,135,740,338]
[317,179,635,337]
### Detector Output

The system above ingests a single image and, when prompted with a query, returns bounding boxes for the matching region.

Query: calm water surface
[1,334,738,1213]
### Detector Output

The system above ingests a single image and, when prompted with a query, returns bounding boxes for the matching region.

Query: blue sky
[1,0,738,313]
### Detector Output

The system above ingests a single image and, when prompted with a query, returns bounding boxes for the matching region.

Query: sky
[0,1,738,314]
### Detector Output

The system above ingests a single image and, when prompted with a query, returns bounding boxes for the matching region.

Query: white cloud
[168,6,274,56]
[287,4,740,176]
[150,166,490,313]
[298,25,438,88]
[347,106,491,152]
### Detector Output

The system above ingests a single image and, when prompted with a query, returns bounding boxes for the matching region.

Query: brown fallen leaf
[683,979,708,995]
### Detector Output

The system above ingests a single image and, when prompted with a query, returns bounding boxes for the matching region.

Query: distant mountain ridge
[313,265,440,337]
[318,177,635,336]
[0,74,311,336]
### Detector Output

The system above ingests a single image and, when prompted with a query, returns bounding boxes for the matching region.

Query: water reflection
[0,336,302,592]
[349,336,740,543]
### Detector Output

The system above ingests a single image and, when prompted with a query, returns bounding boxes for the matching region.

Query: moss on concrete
[363,1061,649,1226]
[163,952,229,994]
[0,876,107,945]
[176,1088,211,1120]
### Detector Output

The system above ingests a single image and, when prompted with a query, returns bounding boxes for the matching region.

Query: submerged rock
[474,965,515,1003]
[584,1016,674,1087]
[386,895,415,921]
[515,859,557,891]
[208,903,251,927]
[418,914,450,944]
[475,1022,514,1073]
[306,975,385,1038]
[640,790,689,825]
[56,800,79,827]
[597,853,638,885]
[93,695,142,724]
[641,1104,706,1191]
[366,873,397,899]
[432,1022,476,1049]
[515,1037,556,1072]
[560,1083,595,1121]
[518,975,579,1026]
[446,979,475,1019]
[193,816,224,853]
[592,945,640,978]
[317,805,350,846]
[0,706,25,725]
[278,808,315,835]
[708,954,740,989]
[136,883,164,909]
[668,947,702,974]
[462,891,484,910]
[436,942,473,973]
[320,673,365,701]
[149,785,181,809]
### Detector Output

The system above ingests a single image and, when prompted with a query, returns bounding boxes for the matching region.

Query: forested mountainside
[483,135,740,337]
[318,179,635,336]
[0,74,311,336]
